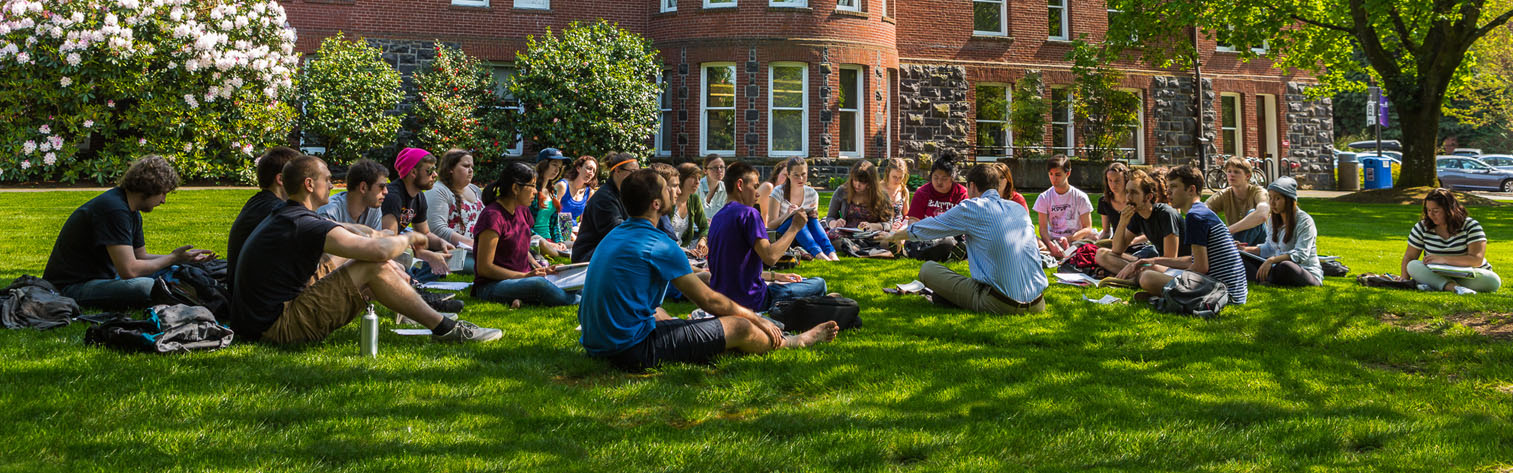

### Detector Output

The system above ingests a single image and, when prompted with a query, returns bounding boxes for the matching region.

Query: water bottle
[360,304,378,357]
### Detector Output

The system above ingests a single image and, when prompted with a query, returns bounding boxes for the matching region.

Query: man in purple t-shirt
[707,161,830,311]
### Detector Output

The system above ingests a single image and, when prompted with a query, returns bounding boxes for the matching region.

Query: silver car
[1436,156,1513,192]
[1478,154,1513,171]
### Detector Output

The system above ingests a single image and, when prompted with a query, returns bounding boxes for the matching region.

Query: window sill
[448,4,491,11]
[970,34,1014,43]
[302,0,354,4]
[832,9,867,18]
[1046,37,1073,43]
[653,9,677,17]
[702,3,738,9]
[882,16,896,24]
[768,6,812,12]
[512,7,552,13]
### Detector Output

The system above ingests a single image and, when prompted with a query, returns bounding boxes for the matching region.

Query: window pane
[839,69,858,109]
[659,116,671,153]
[492,67,516,102]
[660,74,672,109]
[707,67,734,108]
[1223,130,1237,155]
[974,2,1002,33]
[1052,89,1070,119]
[977,122,1006,156]
[840,111,857,152]
[1222,96,1237,127]
[838,0,855,6]
[772,66,804,108]
[708,110,734,150]
[976,85,1006,120]
[1048,0,1064,37]
[1053,125,1068,149]
[773,109,804,152]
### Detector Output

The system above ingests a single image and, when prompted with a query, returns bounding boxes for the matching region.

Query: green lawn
[2,189,1512,472]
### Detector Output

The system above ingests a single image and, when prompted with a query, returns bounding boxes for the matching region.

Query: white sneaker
[1416,284,1433,292]
[1453,286,1478,295]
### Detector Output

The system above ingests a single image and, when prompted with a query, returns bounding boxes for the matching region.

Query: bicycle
[1203,154,1269,191]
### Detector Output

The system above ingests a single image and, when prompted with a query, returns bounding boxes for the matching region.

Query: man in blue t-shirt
[578,169,838,372]
[1133,166,1249,305]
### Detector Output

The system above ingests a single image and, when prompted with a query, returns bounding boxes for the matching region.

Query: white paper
[544,264,589,291]
[1083,294,1122,305]
[1055,272,1098,286]
[392,329,432,336]
[455,243,473,251]
[421,281,472,291]
[896,280,926,293]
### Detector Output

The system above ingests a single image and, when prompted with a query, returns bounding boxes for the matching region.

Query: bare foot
[826,292,842,297]
[788,321,839,348]
[511,299,522,309]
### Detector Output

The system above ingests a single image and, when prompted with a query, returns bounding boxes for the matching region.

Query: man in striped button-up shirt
[883,164,1049,314]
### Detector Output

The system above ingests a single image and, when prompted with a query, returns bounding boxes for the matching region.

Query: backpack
[1066,243,1106,277]
[158,264,231,320]
[1,275,80,330]
[1355,272,1416,290]
[768,295,863,333]
[83,304,234,354]
[1321,258,1350,277]
[905,237,965,262]
[1150,272,1229,319]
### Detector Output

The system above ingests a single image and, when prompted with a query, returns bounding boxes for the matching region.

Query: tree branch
[1388,5,1422,52]
[1349,0,1405,80]
[1473,8,1513,40]
[1289,14,1352,33]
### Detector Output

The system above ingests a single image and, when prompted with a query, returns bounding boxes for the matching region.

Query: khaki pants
[918,261,1045,315]
[262,255,370,344]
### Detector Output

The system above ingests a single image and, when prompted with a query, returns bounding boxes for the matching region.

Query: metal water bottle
[360,304,378,357]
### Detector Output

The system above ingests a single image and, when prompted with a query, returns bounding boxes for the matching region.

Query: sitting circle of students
[39,147,1504,371]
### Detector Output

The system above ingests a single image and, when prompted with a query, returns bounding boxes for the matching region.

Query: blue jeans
[760,276,828,312]
[59,277,156,309]
[411,252,476,283]
[475,277,579,307]
[776,216,836,258]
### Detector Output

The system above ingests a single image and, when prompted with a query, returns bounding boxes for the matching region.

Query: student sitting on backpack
[1133,166,1249,305]
[1400,188,1501,294]
[578,169,838,372]
[43,155,217,309]
[881,163,1048,314]
[1095,169,1186,280]
[1238,177,1323,287]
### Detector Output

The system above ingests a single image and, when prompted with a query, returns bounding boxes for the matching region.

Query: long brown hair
[1270,194,1298,244]
[843,160,893,222]
[1423,188,1469,234]
[991,162,1016,196]
[437,149,472,188]
[1103,161,1130,200]
[534,159,564,209]
[1128,170,1166,206]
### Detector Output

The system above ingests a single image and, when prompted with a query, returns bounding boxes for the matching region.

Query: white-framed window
[705,0,736,8]
[1048,0,1069,41]
[1251,40,1270,55]
[838,65,864,157]
[771,0,805,6]
[1050,87,1074,156]
[514,0,548,9]
[837,0,859,12]
[769,62,808,157]
[490,64,524,157]
[1114,89,1143,162]
[974,83,1010,161]
[701,63,737,156]
[879,0,887,16]
[656,71,673,157]
[973,0,1006,36]
[452,0,488,7]
[661,0,676,12]
[1220,93,1242,156]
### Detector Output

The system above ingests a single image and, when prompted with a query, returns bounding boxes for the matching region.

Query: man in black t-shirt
[226,146,300,290]
[43,155,216,308]
[228,155,501,344]
[572,152,641,263]
[1095,170,1187,279]
[382,148,454,281]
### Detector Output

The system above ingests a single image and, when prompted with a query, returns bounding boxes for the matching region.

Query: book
[1426,263,1478,278]
[544,264,590,290]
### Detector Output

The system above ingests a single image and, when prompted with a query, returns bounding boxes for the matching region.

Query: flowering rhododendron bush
[0,0,298,184]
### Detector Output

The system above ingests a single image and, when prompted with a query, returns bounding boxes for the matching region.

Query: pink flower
[83,120,94,128]
[22,141,36,154]
[20,160,30,170]
[38,124,50,134]
[108,100,116,108]
[138,138,147,146]
[43,152,56,166]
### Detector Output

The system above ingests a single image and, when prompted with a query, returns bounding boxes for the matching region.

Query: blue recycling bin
[1361,157,1393,189]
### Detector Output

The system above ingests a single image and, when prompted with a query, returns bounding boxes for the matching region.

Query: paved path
[1297,189,1513,201]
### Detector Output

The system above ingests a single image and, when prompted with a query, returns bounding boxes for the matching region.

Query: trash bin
[1337,152,1359,191]
[1361,157,1393,189]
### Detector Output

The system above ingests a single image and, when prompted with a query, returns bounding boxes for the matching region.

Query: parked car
[1477,154,1513,171]
[1347,139,1402,151]
[1452,148,1483,157]
[1436,156,1513,192]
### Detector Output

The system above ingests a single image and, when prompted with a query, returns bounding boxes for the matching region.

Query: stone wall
[897,64,971,162]
[1150,76,1215,167]
[1285,82,1336,190]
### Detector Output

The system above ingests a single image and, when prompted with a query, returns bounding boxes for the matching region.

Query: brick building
[280,0,1335,188]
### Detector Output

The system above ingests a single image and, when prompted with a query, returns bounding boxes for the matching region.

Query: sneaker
[432,320,503,343]
[1416,283,1433,292]
[1453,286,1478,295]
[420,290,464,313]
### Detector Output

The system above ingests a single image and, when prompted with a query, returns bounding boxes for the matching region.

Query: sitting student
[881,163,1048,314]
[473,162,580,307]
[650,162,685,241]
[228,155,501,344]
[227,146,301,289]
[558,155,598,224]
[669,163,710,254]
[825,160,895,257]
[1032,154,1096,258]
[1238,176,1322,287]
[383,148,455,280]
[1205,157,1270,245]
[697,154,728,223]
[578,169,838,372]
[1096,162,1132,240]
[317,159,388,230]
[709,161,830,311]
[1134,166,1249,305]
[43,155,216,308]
[769,157,839,261]
[989,162,1030,212]
[531,149,571,259]
[758,159,789,224]
[906,153,968,223]
[573,152,641,263]
[1401,188,1501,294]
[879,158,912,230]
[423,149,484,274]
[1094,170,1185,279]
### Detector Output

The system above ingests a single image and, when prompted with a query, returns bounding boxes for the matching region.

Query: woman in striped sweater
[1401,189,1501,294]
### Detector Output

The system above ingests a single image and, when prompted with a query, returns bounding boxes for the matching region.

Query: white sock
[1453,286,1478,295]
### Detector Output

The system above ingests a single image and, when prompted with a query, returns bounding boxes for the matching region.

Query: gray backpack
[1150,272,1229,319]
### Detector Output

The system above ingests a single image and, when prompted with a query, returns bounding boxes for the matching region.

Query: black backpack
[1150,272,1230,319]
[83,304,234,354]
[158,264,231,320]
[768,295,863,333]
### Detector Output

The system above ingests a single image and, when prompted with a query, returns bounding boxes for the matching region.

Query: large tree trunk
[1395,101,1443,188]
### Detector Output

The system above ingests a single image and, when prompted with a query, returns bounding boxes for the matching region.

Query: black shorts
[602,317,727,372]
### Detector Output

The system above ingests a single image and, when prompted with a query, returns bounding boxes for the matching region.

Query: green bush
[410,42,514,164]
[0,0,299,184]
[297,32,403,165]
[1011,72,1049,161]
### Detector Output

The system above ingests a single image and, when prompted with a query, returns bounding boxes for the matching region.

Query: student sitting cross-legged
[227,155,501,344]
[1095,169,1186,280]
[43,155,217,309]
[767,157,839,261]
[1133,166,1249,305]
[708,161,831,312]
[472,162,581,308]
[1238,177,1323,287]
[1205,157,1270,245]
[1400,188,1501,294]
[1033,154,1097,258]
[578,169,839,372]
[881,163,1049,314]
[382,148,456,282]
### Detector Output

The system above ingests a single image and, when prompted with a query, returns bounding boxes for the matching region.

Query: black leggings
[1243,257,1321,287]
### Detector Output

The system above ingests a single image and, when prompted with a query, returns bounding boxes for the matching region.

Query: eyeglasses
[705,165,726,171]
